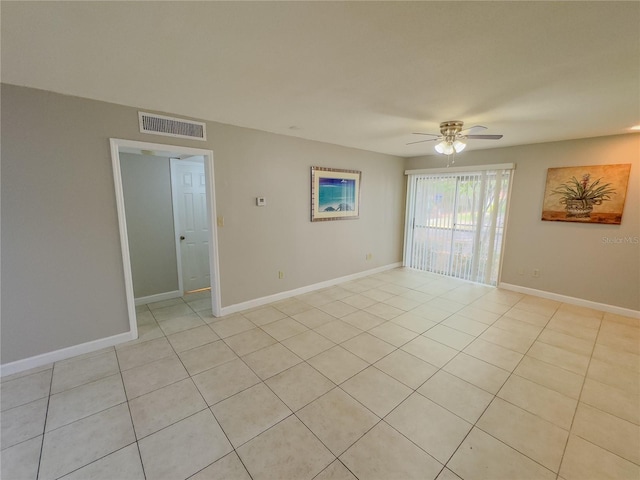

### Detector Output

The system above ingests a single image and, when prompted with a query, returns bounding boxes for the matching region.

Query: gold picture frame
[541,164,631,224]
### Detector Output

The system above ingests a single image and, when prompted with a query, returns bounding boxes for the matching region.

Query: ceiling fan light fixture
[453,140,466,153]
[416,121,501,155]
[435,141,455,155]
[435,140,462,155]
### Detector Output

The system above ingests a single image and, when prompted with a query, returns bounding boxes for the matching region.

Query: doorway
[110,139,222,339]
[403,163,514,286]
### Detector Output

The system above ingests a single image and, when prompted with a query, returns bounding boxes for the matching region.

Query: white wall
[406,134,640,311]
[0,84,405,365]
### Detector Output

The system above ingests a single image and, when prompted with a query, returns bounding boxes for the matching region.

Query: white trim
[1,264,400,376]
[110,139,223,325]
[110,139,139,342]
[134,290,182,306]
[405,163,515,175]
[0,331,136,377]
[170,158,185,296]
[402,175,416,267]
[220,263,402,316]
[499,282,640,319]
[204,152,223,317]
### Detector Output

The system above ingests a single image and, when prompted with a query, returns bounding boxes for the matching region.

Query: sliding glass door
[404,165,513,285]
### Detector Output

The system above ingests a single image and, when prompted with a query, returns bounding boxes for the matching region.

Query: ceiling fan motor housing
[407,120,501,148]
[440,120,464,142]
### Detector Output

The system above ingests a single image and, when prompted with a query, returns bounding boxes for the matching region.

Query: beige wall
[406,134,640,311]
[212,123,406,305]
[120,153,179,298]
[3,82,635,367]
[0,84,405,364]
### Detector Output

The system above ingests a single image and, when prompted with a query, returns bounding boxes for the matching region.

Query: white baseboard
[499,282,640,319]
[220,263,403,316]
[1,265,401,377]
[0,330,136,378]
[7,265,632,377]
[135,290,182,306]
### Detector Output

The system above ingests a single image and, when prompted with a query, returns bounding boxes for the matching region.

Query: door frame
[170,157,209,295]
[110,139,222,340]
[403,163,515,285]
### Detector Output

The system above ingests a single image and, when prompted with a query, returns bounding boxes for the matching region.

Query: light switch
[256,197,266,206]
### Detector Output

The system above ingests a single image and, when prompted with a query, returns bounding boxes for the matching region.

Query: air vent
[138,112,206,141]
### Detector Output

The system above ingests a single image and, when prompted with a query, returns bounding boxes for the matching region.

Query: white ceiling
[2,1,638,158]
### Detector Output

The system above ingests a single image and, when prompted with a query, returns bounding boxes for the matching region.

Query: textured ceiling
[2,1,639,157]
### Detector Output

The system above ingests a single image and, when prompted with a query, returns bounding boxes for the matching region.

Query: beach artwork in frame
[311,166,361,222]
[541,164,631,224]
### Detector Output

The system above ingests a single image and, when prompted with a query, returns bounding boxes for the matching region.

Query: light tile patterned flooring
[1,268,639,480]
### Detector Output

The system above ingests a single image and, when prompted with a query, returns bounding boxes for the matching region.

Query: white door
[171,158,211,292]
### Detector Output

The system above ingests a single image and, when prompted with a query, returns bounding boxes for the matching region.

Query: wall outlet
[217,216,224,227]
[365,253,373,260]
[278,271,284,279]
[532,268,540,278]
[256,197,266,207]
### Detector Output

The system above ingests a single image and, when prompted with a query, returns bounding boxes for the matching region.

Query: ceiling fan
[408,120,503,155]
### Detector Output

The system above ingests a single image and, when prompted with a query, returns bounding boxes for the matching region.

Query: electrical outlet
[278,271,284,279]
[365,253,373,260]
[217,216,224,227]
[532,269,540,278]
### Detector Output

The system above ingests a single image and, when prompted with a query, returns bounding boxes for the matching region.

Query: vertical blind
[404,164,514,285]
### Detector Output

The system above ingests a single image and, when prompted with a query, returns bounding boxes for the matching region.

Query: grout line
[18,269,636,480]
[554,314,605,477]
[434,306,559,477]
[128,311,245,479]
[34,364,55,480]
[114,344,148,480]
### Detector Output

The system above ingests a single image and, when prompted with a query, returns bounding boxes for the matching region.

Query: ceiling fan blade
[412,132,440,137]
[465,134,503,140]
[459,125,487,134]
[406,138,439,145]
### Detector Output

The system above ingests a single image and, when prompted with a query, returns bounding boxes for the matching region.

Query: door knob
[180,235,185,240]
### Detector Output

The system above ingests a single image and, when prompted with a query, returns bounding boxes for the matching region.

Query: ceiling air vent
[138,112,206,141]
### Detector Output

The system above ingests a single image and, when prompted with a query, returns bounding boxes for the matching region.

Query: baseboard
[135,290,182,306]
[498,282,640,319]
[1,265,402,377]
[220,262,403,316]
[0,330,136,378]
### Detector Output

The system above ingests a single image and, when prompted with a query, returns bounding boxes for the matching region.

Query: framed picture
[541,164,631,224]
[311,166,361,222]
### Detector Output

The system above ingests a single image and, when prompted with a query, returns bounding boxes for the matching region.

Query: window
[404,164,514,285]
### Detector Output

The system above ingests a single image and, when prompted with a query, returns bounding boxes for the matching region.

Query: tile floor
[1,268,639,480]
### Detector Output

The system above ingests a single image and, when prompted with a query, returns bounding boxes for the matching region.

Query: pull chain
[446,150,456,167]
